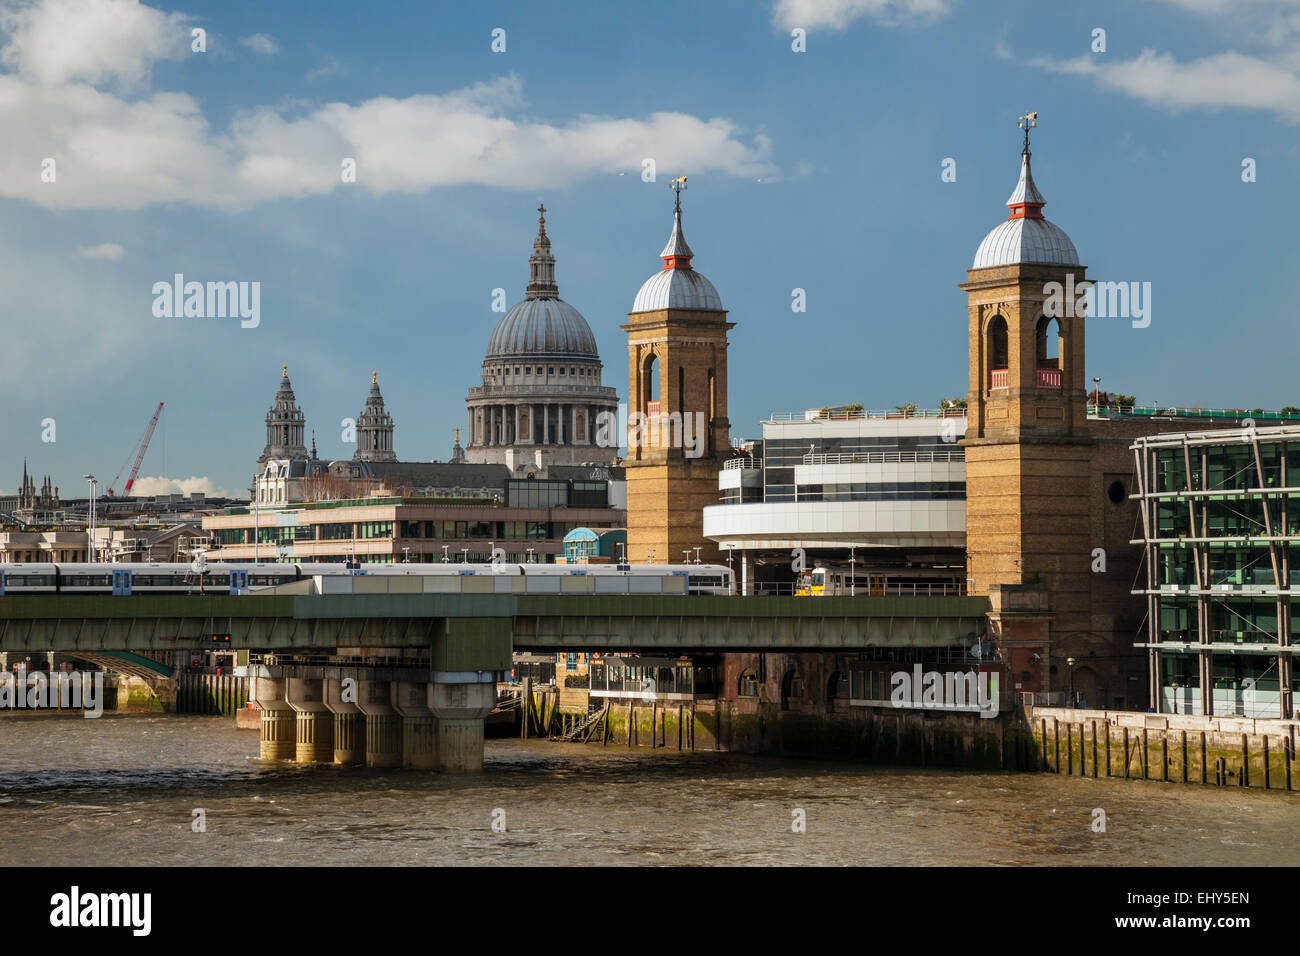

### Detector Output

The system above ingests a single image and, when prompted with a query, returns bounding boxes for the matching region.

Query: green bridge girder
[0,594,990,671]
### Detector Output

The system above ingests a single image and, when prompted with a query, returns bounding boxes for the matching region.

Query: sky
[4,0,1300,497]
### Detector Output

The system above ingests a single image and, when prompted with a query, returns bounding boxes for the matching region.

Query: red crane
[107,402,164,497]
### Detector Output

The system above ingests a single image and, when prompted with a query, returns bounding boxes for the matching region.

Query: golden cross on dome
[372,370,377,385]
[1017,111,1038,156]
[537,203,546,233]
[282,363,288,377]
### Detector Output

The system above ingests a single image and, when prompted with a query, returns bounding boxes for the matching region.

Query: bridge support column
[250,676,295,760]
[356,680,402,768]
[325,677,364,766]
[428,672,496,773]
[287,678,334,764]
[393,680,438,770]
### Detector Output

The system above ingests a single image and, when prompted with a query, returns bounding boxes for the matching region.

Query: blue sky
[4,0,1300,496]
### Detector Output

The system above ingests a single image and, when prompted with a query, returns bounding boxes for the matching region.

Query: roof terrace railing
[1093,404,1300,421]
[801,450,965,465]
[723,457,762,470]
[767,407,967,423]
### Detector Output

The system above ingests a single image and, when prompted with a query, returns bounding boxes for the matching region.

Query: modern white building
[703,407,968,593]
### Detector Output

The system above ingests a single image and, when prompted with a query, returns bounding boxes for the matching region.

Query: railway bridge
[0,590,989,772]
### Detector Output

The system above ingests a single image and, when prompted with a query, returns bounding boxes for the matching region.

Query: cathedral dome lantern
[355,371,397,462]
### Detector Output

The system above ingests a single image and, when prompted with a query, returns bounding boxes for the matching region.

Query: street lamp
[526,547,535,564]
[83,475,97,562]
[1091,377,1101,415]
[1067,656,1076,706]
[693,546,702,564]
[442,545,450,563]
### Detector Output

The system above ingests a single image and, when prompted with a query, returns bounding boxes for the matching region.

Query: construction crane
[107,402,164,497]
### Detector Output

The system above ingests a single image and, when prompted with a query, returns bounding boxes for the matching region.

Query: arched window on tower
[642,352,660,416]
[987,316,1009,389]
[1035,315,1063,389]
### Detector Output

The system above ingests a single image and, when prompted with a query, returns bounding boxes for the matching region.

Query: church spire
[525,203,559,299]
[1007,112,1045,221]
[660,176,694,270]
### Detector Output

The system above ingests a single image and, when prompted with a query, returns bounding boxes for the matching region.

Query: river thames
[1,714,1295,866]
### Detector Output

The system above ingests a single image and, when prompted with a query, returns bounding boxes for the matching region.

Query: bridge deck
[0,594,990,666]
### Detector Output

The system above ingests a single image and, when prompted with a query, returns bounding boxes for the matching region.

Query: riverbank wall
[525,687,1028,770]
[1026,706,1299,791]
[525,689,1300,791]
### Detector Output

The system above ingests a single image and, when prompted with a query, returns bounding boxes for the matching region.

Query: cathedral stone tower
[959,116,1093,684]
[623,180,732,565]
[355,372,397,462]
[259,365,308,466]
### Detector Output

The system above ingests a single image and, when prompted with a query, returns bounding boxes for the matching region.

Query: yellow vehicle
[796,567,963,597]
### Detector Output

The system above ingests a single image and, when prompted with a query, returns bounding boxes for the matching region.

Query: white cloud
[130,475,231,497]
[78,241,124,260]
[771,0,952,31]
[240,33,278,56]
[1024,0,1300,123]
[1032,48,1300,123]
[0,0,189,87]
[0,0,776,212]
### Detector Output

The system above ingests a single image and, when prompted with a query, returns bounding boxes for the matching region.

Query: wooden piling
[1092,720,1098,778]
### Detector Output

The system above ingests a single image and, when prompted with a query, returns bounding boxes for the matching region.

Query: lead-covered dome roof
[972,151,1079,269]
[485,205,601,361]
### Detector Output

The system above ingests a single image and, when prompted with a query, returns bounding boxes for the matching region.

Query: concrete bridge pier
[393,680,438,770]
[250,676,296,760]
[324,678,364,766]
[428,672,496,773]
[287,678,334,764]
[356,679,403,768]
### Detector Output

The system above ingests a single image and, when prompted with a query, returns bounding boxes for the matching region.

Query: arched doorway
[826,671,848,713]
[781,670,805,712]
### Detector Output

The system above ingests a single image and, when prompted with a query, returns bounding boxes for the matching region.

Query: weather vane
[670,175,687,212]
[1018,111,1038,156]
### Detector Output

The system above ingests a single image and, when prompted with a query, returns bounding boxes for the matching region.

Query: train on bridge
[0,562,734,597]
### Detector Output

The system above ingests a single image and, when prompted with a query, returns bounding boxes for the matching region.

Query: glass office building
[1131,425,1300,717]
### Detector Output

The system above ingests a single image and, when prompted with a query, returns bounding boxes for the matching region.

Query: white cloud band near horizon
[0,0,776,211]
[129,475,233,498]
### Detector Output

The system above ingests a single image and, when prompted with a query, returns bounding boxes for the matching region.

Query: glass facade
[762,435,962,502]
[796,481,965,502]
[1134,430,1300,717]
